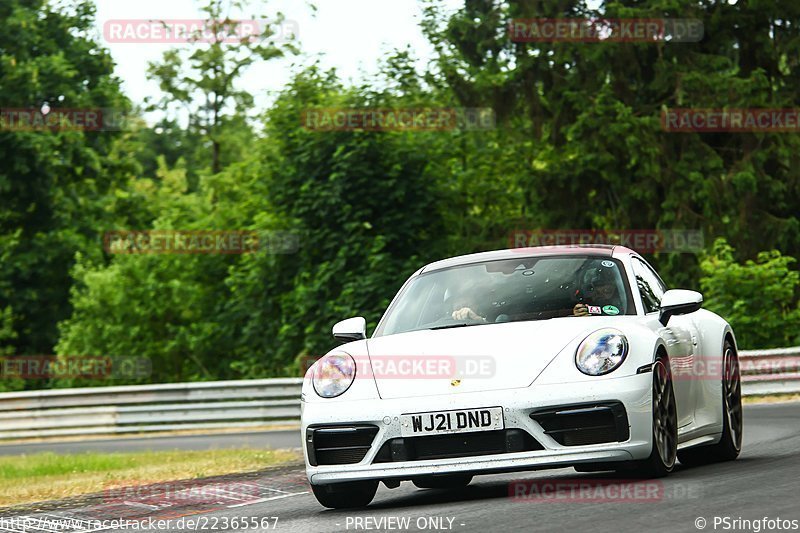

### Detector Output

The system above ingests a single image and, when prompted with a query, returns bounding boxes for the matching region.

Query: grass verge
[743,393,800,404]
[0,424,300,446]
[0,448,301,508]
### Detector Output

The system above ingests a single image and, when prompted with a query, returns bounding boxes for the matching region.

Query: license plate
[400,407,504,437]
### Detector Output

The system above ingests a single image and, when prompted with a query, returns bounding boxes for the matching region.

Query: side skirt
[677,433,721,450]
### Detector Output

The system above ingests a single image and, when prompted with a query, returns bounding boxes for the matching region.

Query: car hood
[364,319,590,399]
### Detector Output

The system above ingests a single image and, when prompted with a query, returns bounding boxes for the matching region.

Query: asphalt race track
[1,402,798,533]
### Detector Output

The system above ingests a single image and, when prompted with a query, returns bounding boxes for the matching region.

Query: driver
[573,267,621,317]
[452,301,485,321]
[449,281,487,322]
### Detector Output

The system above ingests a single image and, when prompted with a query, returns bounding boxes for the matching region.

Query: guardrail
[0,379,303,440]
[740,346,800,396]
[0,347,796,441]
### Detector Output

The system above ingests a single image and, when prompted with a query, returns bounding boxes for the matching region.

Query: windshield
[374,255,634,337]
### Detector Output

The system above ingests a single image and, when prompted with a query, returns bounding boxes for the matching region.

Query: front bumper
[302,373,653,485]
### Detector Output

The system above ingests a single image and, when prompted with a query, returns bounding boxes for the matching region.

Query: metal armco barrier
[740,346,800,396]
[0,347,797,440]
[0,379,303,440]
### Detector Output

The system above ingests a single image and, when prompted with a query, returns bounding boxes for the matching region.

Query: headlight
[575,329,628,376]
[313,353,356,398]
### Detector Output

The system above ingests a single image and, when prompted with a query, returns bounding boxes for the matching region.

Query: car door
[631,257,699,428]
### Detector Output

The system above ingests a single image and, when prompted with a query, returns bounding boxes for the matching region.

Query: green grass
[0,452,135,479]
[743,393,800,404]
[0,448,301,507]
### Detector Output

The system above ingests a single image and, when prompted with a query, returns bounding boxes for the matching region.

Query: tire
[311,480,378,509]
[412,474,473,489]
[678,339,743,466]
[633,354,677,478]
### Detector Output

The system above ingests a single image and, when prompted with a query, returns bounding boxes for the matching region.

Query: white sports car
[301,245,742,509]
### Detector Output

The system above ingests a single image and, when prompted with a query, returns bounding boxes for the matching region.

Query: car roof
[420,245,636,273]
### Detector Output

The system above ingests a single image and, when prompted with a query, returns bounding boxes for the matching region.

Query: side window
[631,258,667,314]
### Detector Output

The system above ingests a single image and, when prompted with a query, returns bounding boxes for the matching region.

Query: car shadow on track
[318,469,649,513]
[317,460,764,513]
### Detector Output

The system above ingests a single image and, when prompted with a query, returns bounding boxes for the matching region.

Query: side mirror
[659,289,703,326]
[332,317,367,343]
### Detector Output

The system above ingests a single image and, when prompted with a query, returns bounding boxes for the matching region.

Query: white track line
[227,491,308,508]
[120,501,159,510]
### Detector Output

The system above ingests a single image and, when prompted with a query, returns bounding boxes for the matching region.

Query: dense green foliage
[700,239,800,349]
[0,0,135,362]
[2,0,800,389]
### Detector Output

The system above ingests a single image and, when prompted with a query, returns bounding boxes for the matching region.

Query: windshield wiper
[429,323,484,330]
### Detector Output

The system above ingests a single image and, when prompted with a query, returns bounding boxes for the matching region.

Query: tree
[185,65,454,376]
[700,238,800,349]
[146,0,295,174]
[0,0,134,360]
[420,0,800,286]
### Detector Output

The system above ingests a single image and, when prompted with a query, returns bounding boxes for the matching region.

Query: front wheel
[311,480,378,509]
[678,339,742,466]
[634,355,677,478]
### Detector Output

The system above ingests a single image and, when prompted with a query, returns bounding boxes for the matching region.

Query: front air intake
[530,402,630,446]
[306,425,379,466]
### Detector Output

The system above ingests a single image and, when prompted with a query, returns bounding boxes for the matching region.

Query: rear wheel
[311,480,378,509]
[412,474,473,489]
[678,339,742,466]
[634,355,677,478]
